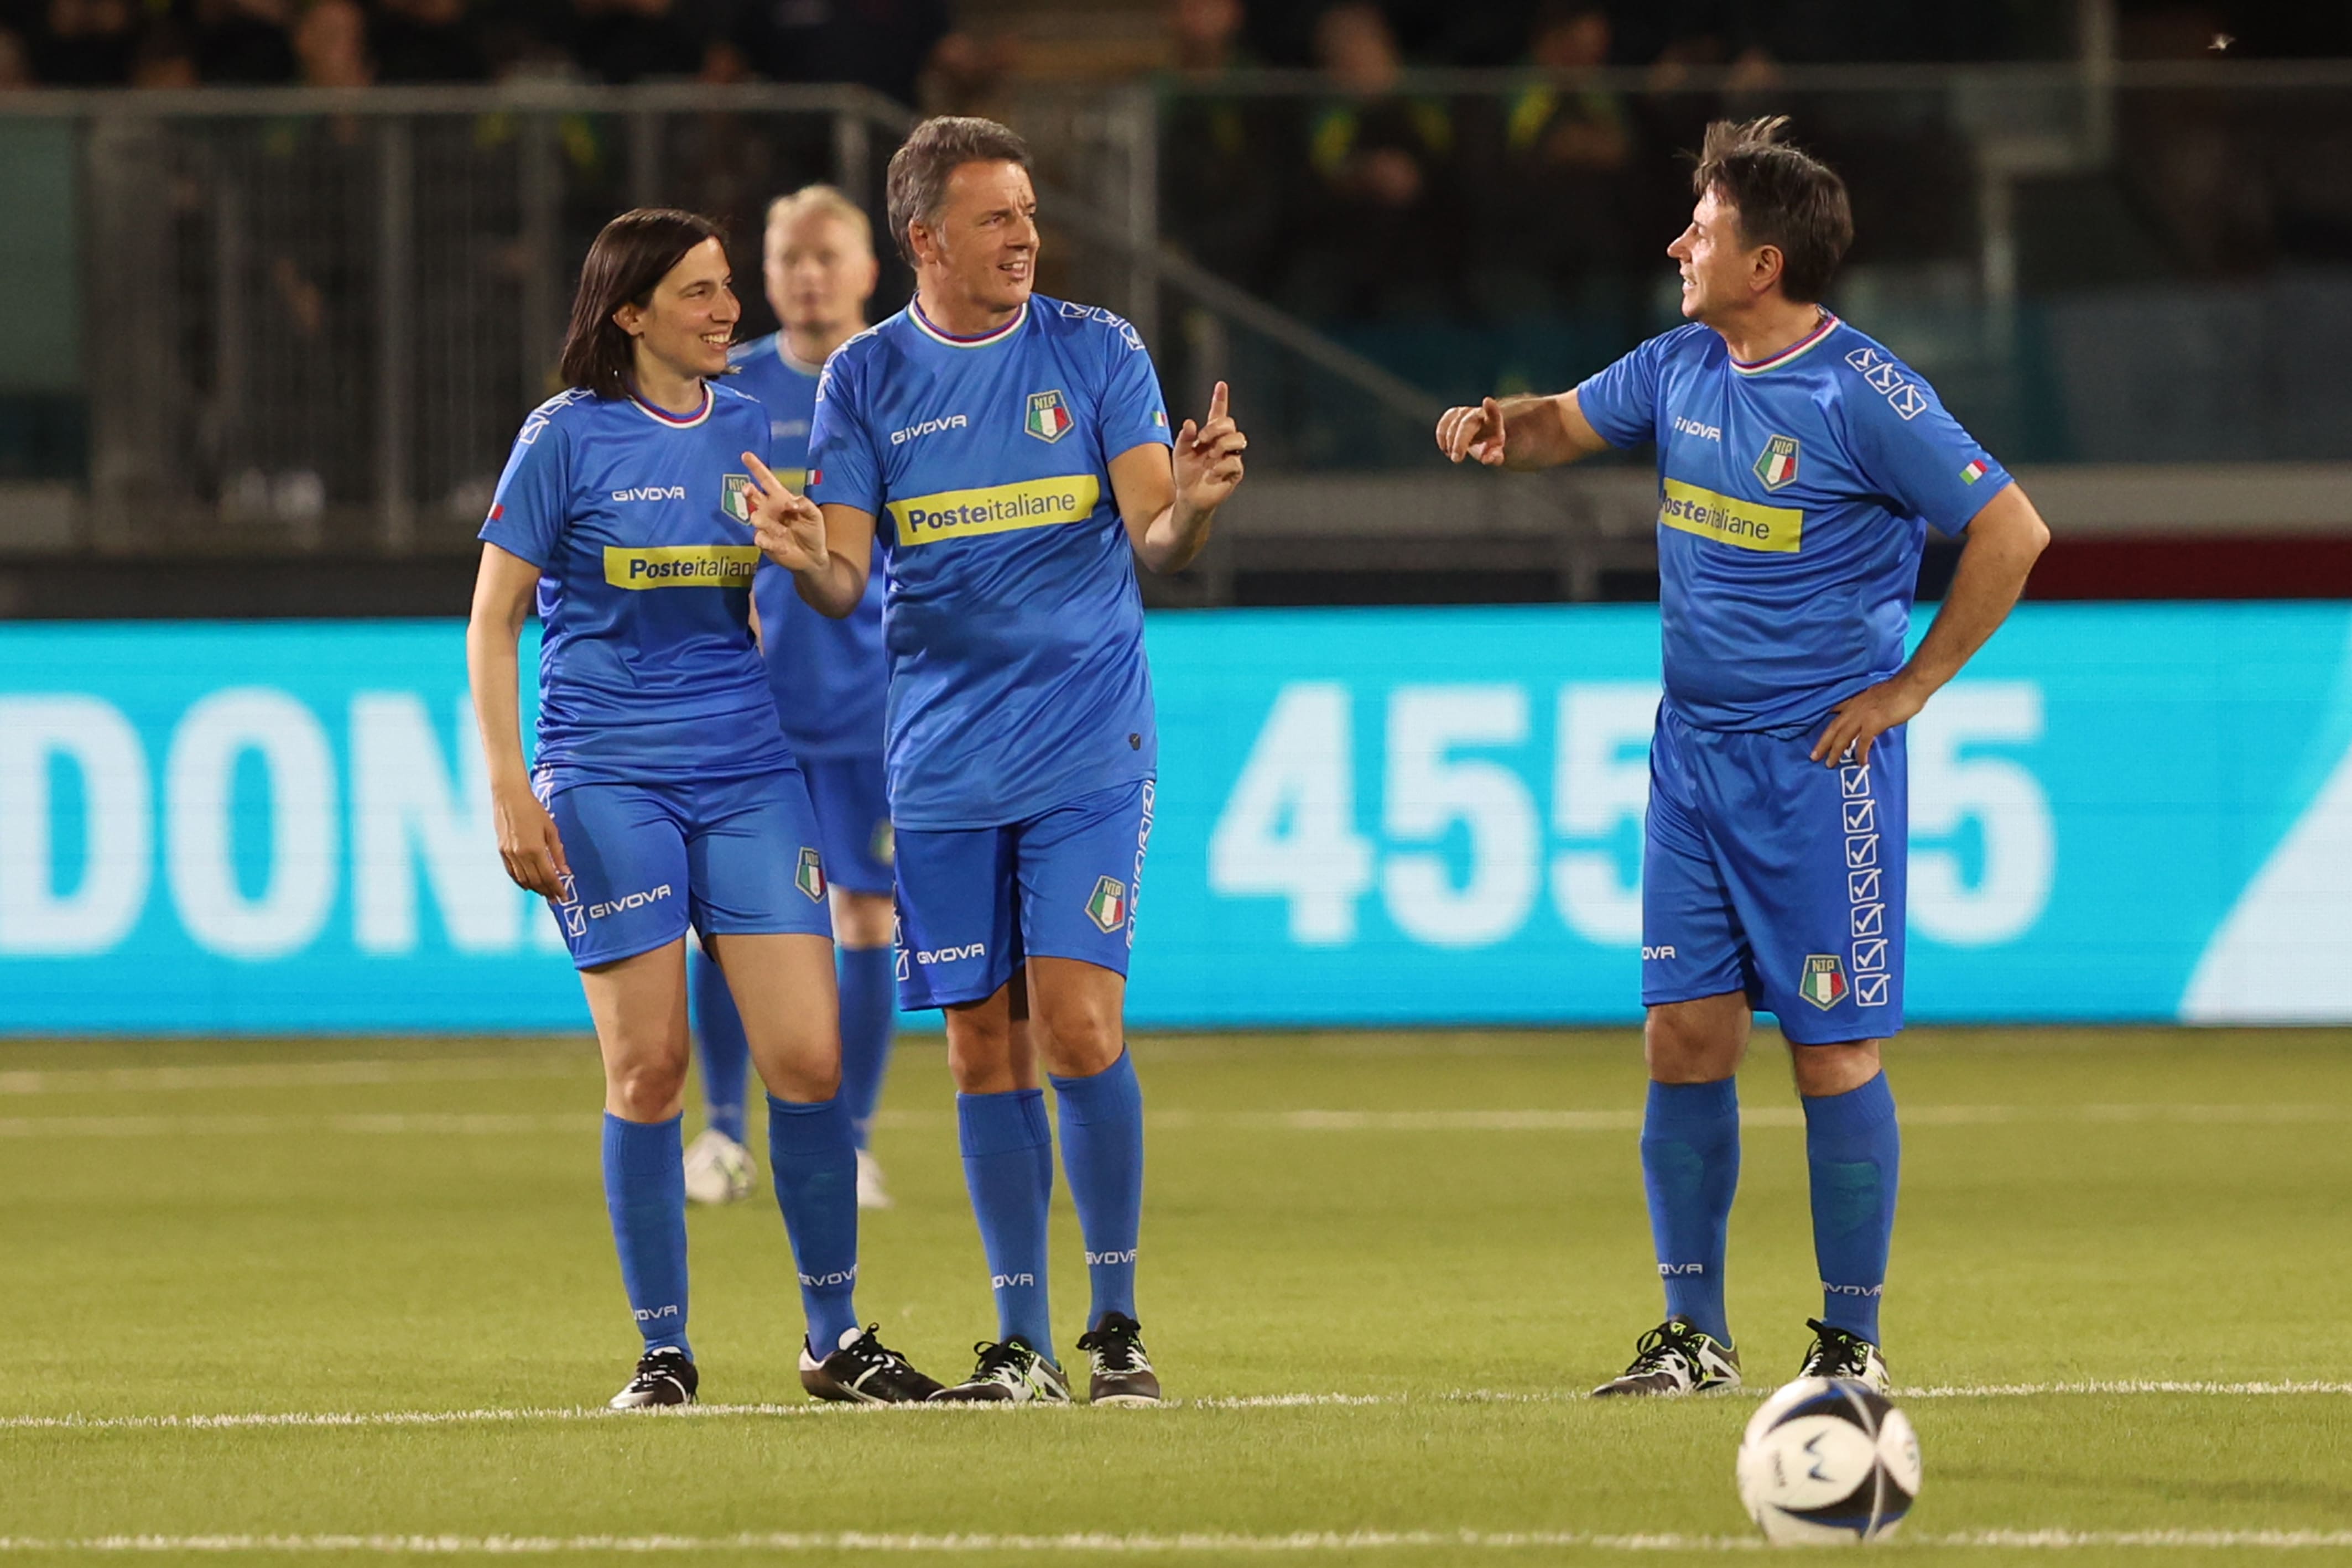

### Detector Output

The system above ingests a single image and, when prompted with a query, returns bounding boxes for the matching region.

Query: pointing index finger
[1206,381,1229,425]
[742,452,780,493]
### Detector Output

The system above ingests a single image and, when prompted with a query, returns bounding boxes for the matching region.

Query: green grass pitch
[2,1026,2350,1566]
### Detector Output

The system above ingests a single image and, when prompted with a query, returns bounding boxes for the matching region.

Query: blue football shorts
[539,768,834,970]
[891,778,1154,1010]
[802,752,894,897]
[1641,705,1907,1045]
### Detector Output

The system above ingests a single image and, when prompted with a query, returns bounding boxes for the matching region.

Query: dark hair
[1690,117,1853,304]
[884,116,1032,268]
[558,209,727,401]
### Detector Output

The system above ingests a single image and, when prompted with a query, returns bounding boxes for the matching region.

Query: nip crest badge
[1798,953,1849,1010]
[795,847,827,903]
[1024,389,1074,444]
[720,472,756,525]
[1085,876,1128,934]
[1753,434,1799,491]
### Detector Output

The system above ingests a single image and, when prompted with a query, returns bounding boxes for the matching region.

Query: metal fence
[5,65,2351,571]
[0,82,1442,558]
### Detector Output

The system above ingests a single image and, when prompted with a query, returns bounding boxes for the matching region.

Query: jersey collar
[774,335,825,377]
[909,298,1029,349]
[628,383,715,428]
[1727,311,1840,377]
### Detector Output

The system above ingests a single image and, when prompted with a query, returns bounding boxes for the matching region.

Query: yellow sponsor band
[888,476,1100,548]
[603,545,761,590]
[1658,478,1803,554]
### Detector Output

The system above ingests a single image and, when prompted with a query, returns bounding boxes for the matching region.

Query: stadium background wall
[1,603,2346,1033]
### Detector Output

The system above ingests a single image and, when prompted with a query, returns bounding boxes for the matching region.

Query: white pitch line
[3,1105,2348,1140]
[0,1113,603,1140]
[8,1382,2348,1434]
[5,1529,2352,1554]
[0,1059,594,1097]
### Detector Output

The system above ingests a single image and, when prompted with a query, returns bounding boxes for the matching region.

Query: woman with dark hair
[465,208,939,1410]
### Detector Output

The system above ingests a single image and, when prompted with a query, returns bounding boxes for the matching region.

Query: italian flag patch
[1798,954,1849,1010]
[1960,459,1990,484]
[795,847,826,903]
[1085,876,1128,934]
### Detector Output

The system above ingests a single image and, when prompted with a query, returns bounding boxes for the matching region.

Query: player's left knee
[1793,1040,1883,1097]
[829,888,894,950]
[1036,1003,1123,1076]
[763,1058,843,1104]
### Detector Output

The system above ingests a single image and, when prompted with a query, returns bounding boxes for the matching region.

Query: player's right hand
[1436,397,1509,466]
[493,782,570,900]
[743,451,829,575]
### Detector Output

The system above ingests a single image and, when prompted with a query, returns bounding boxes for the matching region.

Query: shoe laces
[836,1325,909,1371]
[1076,1316,1148,1373]
[1801,1319,1872,1377]
[1625,1319,1705,1376]
[627,1348,689,1387]
[966,1339,1036,1385]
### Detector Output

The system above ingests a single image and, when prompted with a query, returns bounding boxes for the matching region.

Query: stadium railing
[0,81,1444,577]
[3,65,2350,606]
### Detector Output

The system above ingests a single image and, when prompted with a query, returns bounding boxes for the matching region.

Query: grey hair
[884,116,1032,267]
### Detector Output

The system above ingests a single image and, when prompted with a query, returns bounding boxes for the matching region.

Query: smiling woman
[459,206,944,1415]
[556,209,740,411]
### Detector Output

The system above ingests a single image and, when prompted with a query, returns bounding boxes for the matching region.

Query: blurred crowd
[1161,0,2352,323]
[1165,0,1994,323]
[2,0,2341,95]
[0,0,972,95]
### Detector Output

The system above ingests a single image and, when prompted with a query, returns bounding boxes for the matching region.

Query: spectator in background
[564,0,712,82]
[1161,0,1287,293]
[1287,1,1461,318]
[0,24,34,84]
[129,17,199,84]
[294,0,370,84]
[194,0,297,81]
[1475,0,1635,309]
[714,0,949,105]
[30,0,137,85]
[1171,0,1243,72]
[370,0,490,81]
[1512,1,1627,171]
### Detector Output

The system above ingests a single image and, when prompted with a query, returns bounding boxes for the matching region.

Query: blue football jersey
[1576,314,2012,731]
[478,382,793,790]
[729,331,887,759]
[806,296,1173,830]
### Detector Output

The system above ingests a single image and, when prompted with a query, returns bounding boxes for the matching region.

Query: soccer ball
[1734,1377,1921,1544]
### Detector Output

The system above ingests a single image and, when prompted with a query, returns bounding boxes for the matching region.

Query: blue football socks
[687,947,749,1145]
[1639,1077,1741,1346]
[1050,1050,1144,1329]
[766,1093,862,1355]
[601,1112,691,1357]
[957,1088,1055,1358]
[836,944,897,1151]
[1803,1071,1900,1344]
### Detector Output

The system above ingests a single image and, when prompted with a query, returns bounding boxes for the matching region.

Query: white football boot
[682,1127,756,1205]
[1798,1319,1892,1393]
[1590,1316,1744,1397]
[928,1339,1073,1404]
[855,1148,892,1210]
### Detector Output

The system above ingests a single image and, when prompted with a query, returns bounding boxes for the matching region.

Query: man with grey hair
[750,115,1249,1405]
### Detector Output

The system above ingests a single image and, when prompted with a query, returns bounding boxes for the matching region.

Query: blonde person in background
[683,186,901,1213]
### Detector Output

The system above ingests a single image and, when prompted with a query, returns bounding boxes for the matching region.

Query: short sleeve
[1573,332,1670,449]
[1839,358,2011,535]
[477,405,570,567]
[1096,315,1172,458]
[806,351,885,515]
